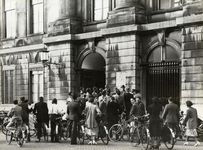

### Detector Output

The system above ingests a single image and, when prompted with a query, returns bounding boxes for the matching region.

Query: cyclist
[6,100,24,133]
[19,97,30,142]
[162,97,180,138]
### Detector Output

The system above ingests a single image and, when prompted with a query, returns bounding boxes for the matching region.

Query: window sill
[149,6,183,15]
[1,37,17,41]
[83,20,106,26]
[27,32,46,37]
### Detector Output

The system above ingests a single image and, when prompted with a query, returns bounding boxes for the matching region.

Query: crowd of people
[5,85,201,147]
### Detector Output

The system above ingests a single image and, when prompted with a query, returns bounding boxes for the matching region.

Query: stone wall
[106,33,140,90]
[181,25,203,119]
[46,42,75,110]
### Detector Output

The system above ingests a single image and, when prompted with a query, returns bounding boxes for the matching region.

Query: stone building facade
[0,0,203,119]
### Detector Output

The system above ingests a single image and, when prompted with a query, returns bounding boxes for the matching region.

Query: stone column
[59,0,77,18]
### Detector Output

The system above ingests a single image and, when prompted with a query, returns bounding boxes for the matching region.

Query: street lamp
[40,50,64,75]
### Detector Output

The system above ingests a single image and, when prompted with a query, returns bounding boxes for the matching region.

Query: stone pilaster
[181,25,203,119]
[106,33,140,90]
[47,42,75,110]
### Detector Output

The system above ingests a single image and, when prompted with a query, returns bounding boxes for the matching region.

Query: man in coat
[33,97,49,142]
[67,93,81,145]
[162,97,180,137]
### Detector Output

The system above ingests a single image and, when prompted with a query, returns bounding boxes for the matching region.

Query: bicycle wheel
[140,127,150,150]
[108,124,123,142]
[77,125,85,144]
[130,126,140,147]
[55,124,61,143]
[122,126,130,141]
[100,125,109,145]
[61,121,69,140]
[2,123,8,135]
[16,127,25,147]
[6,130,13,145]
[29,129,37,137]
[42,126,49,142]
[162,126,175,150]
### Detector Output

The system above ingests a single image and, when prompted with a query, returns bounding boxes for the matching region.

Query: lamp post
[40,50,64,76]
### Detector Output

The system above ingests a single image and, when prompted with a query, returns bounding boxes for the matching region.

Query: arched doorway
[81,53,105,89]
[76,47,106,90]
[143,38,181,107]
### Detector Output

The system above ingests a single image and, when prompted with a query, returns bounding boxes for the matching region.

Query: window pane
[103,8,108,19]
[148,47,161,62]
[6,10,16,38]
[5,0,15,10]
[95,9,102,20]
[10,0,15,9]
[32,1,43,33]
[160,0,170,9]
[103,0,109,7]
[165,45,179,61]
[3,70,14,104]
[95,0,102,9]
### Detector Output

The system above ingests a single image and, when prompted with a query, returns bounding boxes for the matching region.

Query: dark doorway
[81,69,105,90]
[145,44,181,108]
[80,52,105,90]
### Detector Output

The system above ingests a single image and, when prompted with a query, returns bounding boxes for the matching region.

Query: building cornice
[0,44,44,55]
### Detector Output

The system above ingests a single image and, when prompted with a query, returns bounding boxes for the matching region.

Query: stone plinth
[48,17,83,36]
[107,5,146,28]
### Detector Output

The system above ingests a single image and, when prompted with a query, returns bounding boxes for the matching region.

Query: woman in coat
[148,96,163,149]
[85,95,101,145]
[183,100,200,147]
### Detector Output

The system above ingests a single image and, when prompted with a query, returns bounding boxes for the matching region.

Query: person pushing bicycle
[6,100,24,133]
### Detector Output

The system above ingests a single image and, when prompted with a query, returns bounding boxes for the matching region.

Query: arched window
[148,45,179,62]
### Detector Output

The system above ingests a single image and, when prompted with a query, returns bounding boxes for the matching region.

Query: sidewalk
[0,130,202,150]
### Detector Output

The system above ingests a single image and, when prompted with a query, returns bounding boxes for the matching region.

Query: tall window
[93,0,116,21]
[153,0,182,11]
[4,0,16,38]
[3,70,14,104]
[31,0,43,33]
[31,71,43,103]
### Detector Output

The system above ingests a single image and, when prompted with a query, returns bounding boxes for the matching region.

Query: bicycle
[5,118,27,147]
[2,116,10,135]
[108,114,132,142]
[55,115,71,142]
[79,114,109,145]
[159,122,176,150]
[35,121,49,142]
[130,114,150,149]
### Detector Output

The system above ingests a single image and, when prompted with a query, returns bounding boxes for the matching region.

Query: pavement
[0,130,203,150]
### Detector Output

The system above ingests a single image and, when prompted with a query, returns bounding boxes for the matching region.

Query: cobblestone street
[0,131,203,150]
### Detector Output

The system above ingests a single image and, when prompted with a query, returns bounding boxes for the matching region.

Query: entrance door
[81,69,105,90]
[80,52,105,90]
[145,44,181,107]
[146,61,180,106]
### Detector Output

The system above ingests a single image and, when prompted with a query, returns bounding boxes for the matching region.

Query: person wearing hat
[183,100,200,147]
[148,96,163,149]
